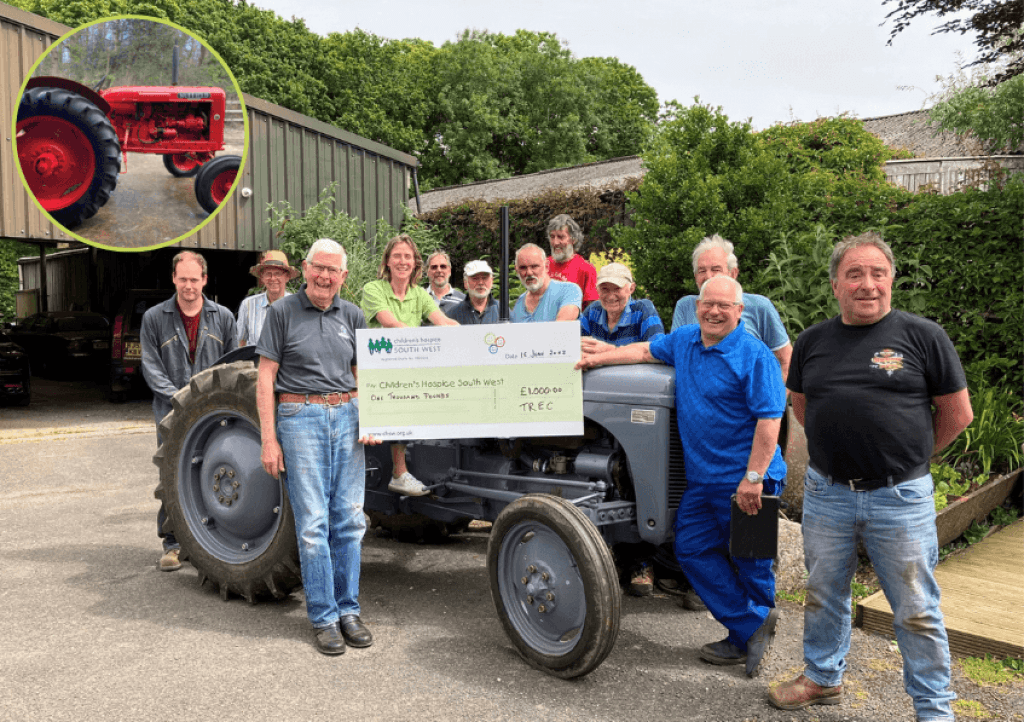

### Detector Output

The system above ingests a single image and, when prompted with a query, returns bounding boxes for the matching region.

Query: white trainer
[388,471,430,497]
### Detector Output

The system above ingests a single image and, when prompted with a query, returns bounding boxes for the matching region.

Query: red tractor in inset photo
[16,76,242,228]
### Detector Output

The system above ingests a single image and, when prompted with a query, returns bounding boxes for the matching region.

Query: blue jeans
[802,466,954,721]
[277,400,366,628]
[674,477,784,650]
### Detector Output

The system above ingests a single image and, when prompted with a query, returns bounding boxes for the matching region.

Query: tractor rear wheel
[16,87,121,228]
[163,152,208,177]
[154,361,302,602]
[194,154,240,213]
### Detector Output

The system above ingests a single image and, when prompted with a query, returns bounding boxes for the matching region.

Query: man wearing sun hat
[445,260,499,325]
[237,250,300,347]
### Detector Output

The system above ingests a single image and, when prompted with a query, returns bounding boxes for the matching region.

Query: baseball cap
[464,260,494,276]
[596,262,633,287]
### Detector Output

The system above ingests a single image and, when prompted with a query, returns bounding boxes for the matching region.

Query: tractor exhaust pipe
[500,205,510,321]
[172,43,179,86]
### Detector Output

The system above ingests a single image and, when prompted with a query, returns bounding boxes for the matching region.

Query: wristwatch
[745,471,763,484]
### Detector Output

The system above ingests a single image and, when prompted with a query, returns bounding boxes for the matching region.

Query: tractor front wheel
[163,152,210,177]
[194,154,240,214]
[16,87,120,228]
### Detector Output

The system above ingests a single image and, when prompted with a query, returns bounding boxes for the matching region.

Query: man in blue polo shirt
[577,274,787,678]
[672,234,791,385]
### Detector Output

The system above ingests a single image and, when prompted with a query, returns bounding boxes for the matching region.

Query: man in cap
[425,250,466,315]
[141,251,236,571]
[237,250,299,347]
[579,262,665,595]
[445,260,499,325]
[580,262,664,353]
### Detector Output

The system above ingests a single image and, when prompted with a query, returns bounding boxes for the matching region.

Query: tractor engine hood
[581,364,675,409]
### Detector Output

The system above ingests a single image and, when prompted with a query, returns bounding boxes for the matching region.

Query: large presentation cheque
[356,322,583,440]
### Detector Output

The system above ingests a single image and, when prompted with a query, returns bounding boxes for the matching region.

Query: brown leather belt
[278,391,357,406]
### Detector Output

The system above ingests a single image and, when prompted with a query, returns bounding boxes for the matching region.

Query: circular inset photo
[13,16,247,251]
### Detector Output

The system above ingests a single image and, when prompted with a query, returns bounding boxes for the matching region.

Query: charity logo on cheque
[484,332,506,355]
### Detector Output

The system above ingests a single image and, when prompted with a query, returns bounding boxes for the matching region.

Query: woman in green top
[361,234,458,496]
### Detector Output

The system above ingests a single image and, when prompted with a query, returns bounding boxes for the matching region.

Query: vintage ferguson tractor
[150,225,791,680]
[16,76,241,227]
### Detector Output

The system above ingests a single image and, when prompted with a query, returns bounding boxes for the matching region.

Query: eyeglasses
[698,301,738,312]
[309,263,344,279]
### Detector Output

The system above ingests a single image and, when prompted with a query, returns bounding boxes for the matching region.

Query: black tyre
[153,361,301,602]
[162,153,203,178]
[488,494,620,679]
[364,443,470,542]
[194,154,240,214]
[16,87,120,228]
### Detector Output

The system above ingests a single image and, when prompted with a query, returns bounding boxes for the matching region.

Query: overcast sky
[252,0,978,130]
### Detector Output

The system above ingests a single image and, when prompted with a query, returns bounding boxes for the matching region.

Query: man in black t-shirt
[768,233,972,722]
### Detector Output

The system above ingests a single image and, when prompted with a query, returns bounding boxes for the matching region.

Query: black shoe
[745,607,780,677]
[700,637,747,665]
[314,623,346,655]
[340,614,373,648]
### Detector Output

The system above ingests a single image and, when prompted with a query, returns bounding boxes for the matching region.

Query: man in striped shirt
[580,263,664,353]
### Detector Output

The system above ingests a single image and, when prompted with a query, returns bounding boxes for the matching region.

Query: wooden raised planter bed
[935,467,1022,547]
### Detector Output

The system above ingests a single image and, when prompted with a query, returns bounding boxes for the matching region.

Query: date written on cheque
[505,348,568,359]
[520,385,565,412]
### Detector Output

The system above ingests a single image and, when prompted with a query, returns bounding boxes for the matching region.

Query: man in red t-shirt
[546,214,598,308]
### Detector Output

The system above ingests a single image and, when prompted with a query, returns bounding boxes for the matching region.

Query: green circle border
[11,14,250,253]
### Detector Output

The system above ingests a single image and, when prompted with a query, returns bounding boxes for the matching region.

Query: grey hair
[515,243,547,266]
[698,275,743,304]
[306,238,347,270]
[829,232,895,282]
[691,234,738,274]
[426,250,451,267]
[546,214,584,251]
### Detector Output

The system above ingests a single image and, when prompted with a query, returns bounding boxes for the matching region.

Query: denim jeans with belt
[801,466,954,721]
[277,399,366,628]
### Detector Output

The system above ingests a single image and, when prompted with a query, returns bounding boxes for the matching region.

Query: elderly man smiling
[577,274,786,677]
[579,262,664,354]
[257,238,377,656]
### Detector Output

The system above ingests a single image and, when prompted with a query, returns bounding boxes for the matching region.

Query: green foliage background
[35,17,235,92]
[11,0,659,191]
[0,241,42,322]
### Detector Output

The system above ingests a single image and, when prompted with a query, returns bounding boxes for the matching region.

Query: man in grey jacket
[141,251,236,571]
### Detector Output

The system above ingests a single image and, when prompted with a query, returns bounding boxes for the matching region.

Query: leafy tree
[927,74,1024,152]
[0,241,46,322]
[882,0,1023,82]
[610,101,803,317]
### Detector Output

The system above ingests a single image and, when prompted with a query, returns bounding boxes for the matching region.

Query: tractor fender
[25,76,111,116]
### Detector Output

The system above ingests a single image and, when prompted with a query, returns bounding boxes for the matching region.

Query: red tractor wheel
[163,153,209,178]
[194,154,240,214]
[16,87,120,229]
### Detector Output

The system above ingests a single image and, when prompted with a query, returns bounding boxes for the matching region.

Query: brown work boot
[158,548,182,572]
[628,563,654,597]
[768,674,843,710]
